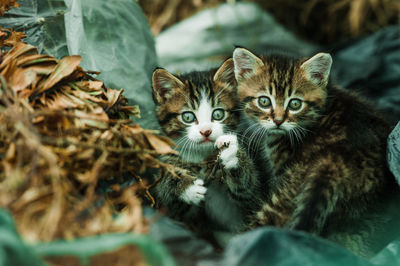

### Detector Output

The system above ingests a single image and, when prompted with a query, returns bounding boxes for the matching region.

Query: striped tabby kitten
[152,59,260,240]
[232,48,396,256]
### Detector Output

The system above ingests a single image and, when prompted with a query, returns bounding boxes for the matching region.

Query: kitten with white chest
[152,59,261,240]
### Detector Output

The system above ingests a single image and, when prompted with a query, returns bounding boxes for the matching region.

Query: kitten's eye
[181,111,196,123]
[258,96,271,108]
[212,109,225,121]
[288,99,302,111]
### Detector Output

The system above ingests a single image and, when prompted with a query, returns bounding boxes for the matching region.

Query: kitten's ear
[152,68,184,104]
[213,58,235,87]
[232,48,264,81]
[300,53,332,87]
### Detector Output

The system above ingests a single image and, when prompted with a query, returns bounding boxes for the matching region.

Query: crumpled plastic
[0,209,44,266]
[198,227,400,266]
[0,0,159,129]
[203,228,372,266]
[33,232,176,266]
[388,122,400,185]
[0,0,69,59]
[370,239,400,266]
[63,0,159,129]
[156,2,319,73]
[146,207,222,266]
[331,26,400,125]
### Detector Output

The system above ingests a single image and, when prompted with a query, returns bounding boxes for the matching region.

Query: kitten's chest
[198,167,216,181]
[168,153,221,180]
[200,155,225,183]
[172,159,224,186]
[264,137,295,174]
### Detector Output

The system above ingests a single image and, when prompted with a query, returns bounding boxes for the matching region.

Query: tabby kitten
[152,59,260,240]
[232,47,396,256]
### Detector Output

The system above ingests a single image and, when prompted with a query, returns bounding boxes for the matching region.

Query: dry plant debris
[0,27,177,243]
[252,0,400,44]
[0,27,26,47]
[0,0,19,16]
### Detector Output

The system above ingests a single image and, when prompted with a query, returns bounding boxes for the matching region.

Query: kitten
[232,47,397,256]
[152,59,260,241]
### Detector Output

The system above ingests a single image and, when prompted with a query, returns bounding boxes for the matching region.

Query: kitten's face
[152,59,237,160]
[233,48,332,139]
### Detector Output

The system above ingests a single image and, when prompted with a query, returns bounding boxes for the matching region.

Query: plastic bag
[0,209,44,266]
[388,122,400,184]
[0,0,159,129]
[156,2,319,73]
[199,227,400,266]
[331,26,400,124]
[34,232,176,266]
[203,227,373,266]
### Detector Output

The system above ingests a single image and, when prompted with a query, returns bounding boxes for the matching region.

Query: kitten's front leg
[180,179,207,205]
[250,195,292,229]
[286,166,341,234]
[215,134,260,212]
[215,134,239,169]
[155,159,207,207]
[155,168,210,235]
[255,160,344,235]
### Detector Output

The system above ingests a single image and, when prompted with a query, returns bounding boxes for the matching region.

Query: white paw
[179,179,207,205]
[215,134,238,169]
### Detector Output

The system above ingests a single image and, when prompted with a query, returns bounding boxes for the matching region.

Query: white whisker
[288,129,294,147]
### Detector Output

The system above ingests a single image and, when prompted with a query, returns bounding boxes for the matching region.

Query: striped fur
[234,48,397,257]
[152,59,261,240]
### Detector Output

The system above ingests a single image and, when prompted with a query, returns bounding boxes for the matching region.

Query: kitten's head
[232,48,332,138]
[152,59,237,161]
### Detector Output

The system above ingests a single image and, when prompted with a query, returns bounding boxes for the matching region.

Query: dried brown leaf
[0,0,19,16]
[16,54,57,67]
[8,67,37,93]
[0,42,36,70]
[5,142,15,160]
[104,88,123,109]
[0,27,25,47]
[3,29,26,47]
[75,80,104,92]
[37,55,82,94]
[145,132,177,155]
[27,64,57,75]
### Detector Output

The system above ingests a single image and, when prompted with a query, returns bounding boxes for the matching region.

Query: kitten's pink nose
[200,129,212,138]
[274,119,284,126]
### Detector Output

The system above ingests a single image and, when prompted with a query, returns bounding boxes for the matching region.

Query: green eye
[288,99,302,111]
[212,109,225,121]
[258,96,271,108]
[181,111,196,123]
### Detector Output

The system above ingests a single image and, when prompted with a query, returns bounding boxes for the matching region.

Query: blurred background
[139,0,400,44]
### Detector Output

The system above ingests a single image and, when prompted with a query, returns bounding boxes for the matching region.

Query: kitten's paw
[215,134,237,150]
[179,179,207,205]
[215,134,238,169]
